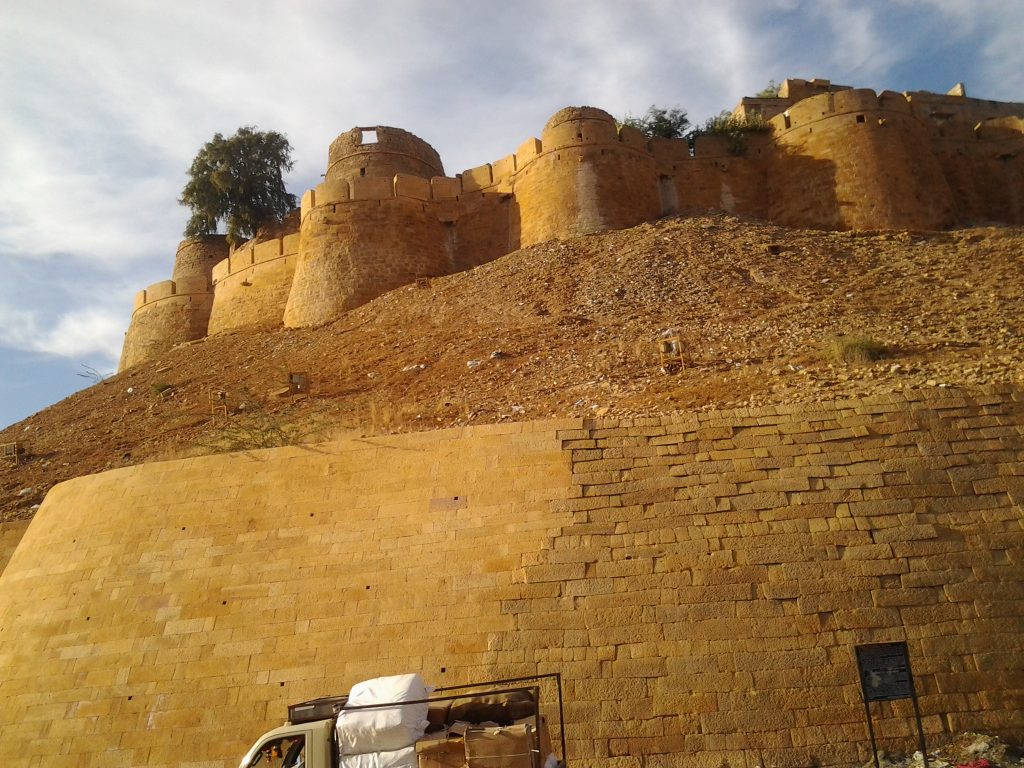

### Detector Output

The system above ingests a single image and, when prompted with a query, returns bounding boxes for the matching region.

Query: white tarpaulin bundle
[336,673,430,756]
[338,746,417,768]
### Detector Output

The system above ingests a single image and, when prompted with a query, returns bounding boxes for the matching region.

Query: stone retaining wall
[530,387,1023,766]
[0,389,1020,768]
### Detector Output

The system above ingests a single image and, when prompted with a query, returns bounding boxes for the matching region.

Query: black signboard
[856,642,915,702]
[854,642,928,768]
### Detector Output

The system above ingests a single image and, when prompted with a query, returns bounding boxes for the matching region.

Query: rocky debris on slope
[860,733,1022,768]
[2,213,1022,522]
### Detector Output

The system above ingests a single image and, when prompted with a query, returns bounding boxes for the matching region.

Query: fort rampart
[766,89,957,230]
[1,388,1021,767]
[207,233,300,335]
[119,236,226,370]
[119,79,1024,369]
[118,276,214,370]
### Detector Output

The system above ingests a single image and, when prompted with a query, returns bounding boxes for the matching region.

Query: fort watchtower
[283,127,453,327]
[119,235,226,370]
[514,107,663,246]
[326,126,444,183]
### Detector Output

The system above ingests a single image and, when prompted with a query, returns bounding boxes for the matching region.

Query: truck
[238,673,567,768]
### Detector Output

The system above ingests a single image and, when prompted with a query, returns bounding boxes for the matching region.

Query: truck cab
[238,718,333,768]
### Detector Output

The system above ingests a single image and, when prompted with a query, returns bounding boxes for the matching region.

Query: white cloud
[803,1,905,83]
[0,302,124,365]
[886,0,1024,98]
[38,307,126,362]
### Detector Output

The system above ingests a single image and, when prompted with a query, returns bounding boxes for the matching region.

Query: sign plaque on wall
[856,642,915,702]
[854,642,928,768]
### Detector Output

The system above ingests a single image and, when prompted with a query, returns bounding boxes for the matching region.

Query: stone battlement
[120,77,1024,370]
[131,276,211,312]
[210,233,300,283]
[206,233,301,335]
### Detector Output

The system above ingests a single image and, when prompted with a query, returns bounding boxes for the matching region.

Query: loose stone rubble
[858,733,1022,768]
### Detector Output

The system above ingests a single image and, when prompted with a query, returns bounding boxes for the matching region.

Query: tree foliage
[691,111,771,155]
[755,80,782,98]
[699,111,771,134]
[619,105,691,139]
[180,126,296,246]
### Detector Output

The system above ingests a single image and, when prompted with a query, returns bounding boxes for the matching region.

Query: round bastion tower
[513,107,661,247]
[767,89,956,230]
[324,125,443,182]
[283,126,450,328]
[119,235,228,370]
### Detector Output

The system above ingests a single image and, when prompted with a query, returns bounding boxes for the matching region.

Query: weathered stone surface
[1,390,1022,767]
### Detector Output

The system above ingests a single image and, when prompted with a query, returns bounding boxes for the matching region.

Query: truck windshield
[245,735,305,768]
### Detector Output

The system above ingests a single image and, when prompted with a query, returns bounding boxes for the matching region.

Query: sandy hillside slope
[2,213,1022,522]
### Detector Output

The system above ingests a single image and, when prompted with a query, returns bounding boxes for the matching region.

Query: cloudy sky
[1,0,1021,428]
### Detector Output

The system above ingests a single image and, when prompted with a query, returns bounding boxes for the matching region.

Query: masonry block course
[0,388,1021,767]
[119,77,1024,369]
[208,233,299,334]
[119,235,226,370]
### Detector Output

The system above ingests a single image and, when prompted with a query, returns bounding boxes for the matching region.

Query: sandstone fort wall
[668,133,772,217]
[118,276,214,371]
[119,80,1024,368]
[0,520,30,576]
[207,234,300,335]
[932,116,1024,225]
[768,89,956,230]
[120,237,226,369]
[285,196,451,327]
[1,388,1021,768]
[449,192,515,272]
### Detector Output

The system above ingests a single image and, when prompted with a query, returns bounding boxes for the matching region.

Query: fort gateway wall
[1,387,1022,768]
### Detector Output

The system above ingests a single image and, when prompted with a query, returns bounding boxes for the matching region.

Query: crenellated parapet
[131,276,212,311]
[207,233,301,335]
[119,273,215,371]
[118,78,1024,367]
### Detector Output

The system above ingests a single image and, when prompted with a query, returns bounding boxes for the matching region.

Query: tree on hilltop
[619,105,691,139]
[690,109,771,155]
[179,126,297,247]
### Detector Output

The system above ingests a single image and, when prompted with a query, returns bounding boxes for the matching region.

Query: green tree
[620,105,690,139]
[689,110,771,155]
[180,126,297,247]
[755,80,781,98]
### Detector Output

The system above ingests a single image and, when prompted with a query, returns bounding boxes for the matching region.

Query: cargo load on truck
[239,673,566,768]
